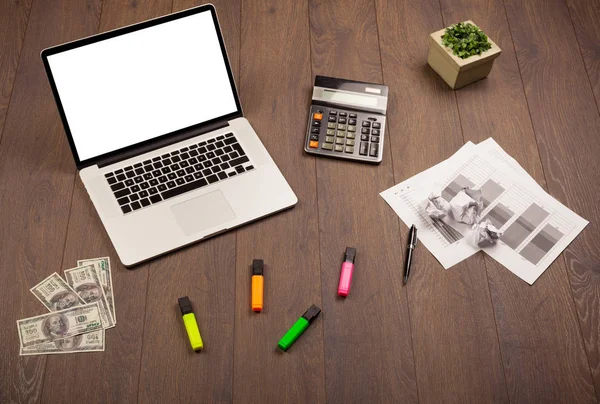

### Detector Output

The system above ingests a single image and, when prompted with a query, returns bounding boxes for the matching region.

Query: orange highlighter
[252,259,264,312]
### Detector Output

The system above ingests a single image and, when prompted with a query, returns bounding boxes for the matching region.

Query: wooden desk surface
[1,0,599,403]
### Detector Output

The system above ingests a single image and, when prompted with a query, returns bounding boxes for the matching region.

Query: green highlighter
[278,305,321,351]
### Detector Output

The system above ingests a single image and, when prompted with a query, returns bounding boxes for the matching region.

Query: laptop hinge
[97,121,229,168]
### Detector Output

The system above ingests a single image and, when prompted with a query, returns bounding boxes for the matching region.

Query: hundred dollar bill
[30,272,85,312]
[20,329,105,356]
[17,302,103,348]
[77,257,116,324]
[64,265,115,328]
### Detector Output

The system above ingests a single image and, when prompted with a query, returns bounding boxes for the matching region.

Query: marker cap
[252,259,264,276]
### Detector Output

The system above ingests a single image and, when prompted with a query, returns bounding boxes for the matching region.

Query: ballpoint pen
[404,225,418,284]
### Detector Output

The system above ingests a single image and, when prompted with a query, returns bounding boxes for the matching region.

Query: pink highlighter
[338,247,356,297]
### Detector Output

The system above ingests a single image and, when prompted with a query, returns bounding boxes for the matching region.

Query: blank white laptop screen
[46,11,238,161]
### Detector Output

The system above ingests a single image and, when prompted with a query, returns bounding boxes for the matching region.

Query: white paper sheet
[381,138,589,284]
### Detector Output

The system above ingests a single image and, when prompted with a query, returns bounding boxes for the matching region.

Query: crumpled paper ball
[471,219,502,247]
[449,188,483,225]
[425,193,452,219]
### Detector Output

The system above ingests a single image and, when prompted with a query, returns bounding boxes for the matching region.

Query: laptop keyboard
[104,133,254,214]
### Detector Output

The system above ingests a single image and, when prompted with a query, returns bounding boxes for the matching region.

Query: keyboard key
[161,167,171,174]
[229,151,239,159]
[228,172,237,177]
[224,137,236,145]
[221,154,230,162]
[235,165,245,174]
[131,201,141,210]
[181,153,190,160]
[116,174,126,181]
[361,134,369,141]
[232,143,245,155]
[346,139,355,146]
[162,178,208,199]
[111,182,125,192]
[143,160,152,165]
[185,167,194,174]
[158,184,167,192]
[207,144,216,151]
[158,176,168,183]
[204,161,213,168]
[105,172,114,178]
[176,169,185,177]
[171,163,180,170]
[337,124,347,130]
[185,175,194,182]
[334,144,344,152]
[338,118,347,124]
[225,133,234,138]
[229,156,249,167]
[153,162,163,169]
[151,170,161,178]
[163,158,172,165]
[167,181,176,188]
[130,193,140,201]
[193,172,203,180]
[181,147,189,152]
[348,119,356,125]
[359,142,369,155]
[115,169,124,174]
[208,138,216,143]
[206,151,216,159]
[215,149,225,156]
[149,187,158,195]
[141,182,150,190]
[121,205,132,214]
[152,157,161,162]
[322,143,333,151]
[125,179,134,187]
[369,143,379,157]
[131,184,141,193]
[149,179,158,186]
[207,174,219,183]
[325,136,334,143]
[190,144,198,149]
[220,162,230,170]
[328,116,337,122]
[371,136,380,143]
[107,177,117,185]
[114,188,130,198]
[167,173,177,180]
[349,113,357,118]
[199,155,207,162]
[180,161,189,168]
[362,121,371,127]
[176,178,185,185]
[117,196,129,205]
[134,162,143,167]
[215,141,224,148]
[135,168,144,175]
[339,112,347,117]
[329,110,337,116]
[189,157,198,164]
[171,150,180,155]
[144,165,153,173]
[143,173,153,180]
[199,146,207,153]
[125,166,133,171]
[212,157,221,165]
[194,164,203,171]
[126,171,135,178]
[140,198,151,207]
[345,146,354,153]
[161,154,170,159]
[336,138,345,145]
[348,125,356,132]
[246,165,254,171]
[223,146,233,153]
[361,128,371,135]
[372,129,380,136]
[212,166,221,174]
[218,172,228,180]
[372,122,381,129]
[172,156,181,163]
[139,190,149,198]
[190,150,199,157]
[347,133,355,139]
[202,168,212,176]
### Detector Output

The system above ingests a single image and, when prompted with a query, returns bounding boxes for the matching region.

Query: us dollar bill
[30,272,85,312]
[77,257,116,324]
[64,265,115,328]
[20,329,105,356]
[17,302,104,348]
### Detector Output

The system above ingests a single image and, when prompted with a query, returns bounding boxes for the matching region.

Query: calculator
[304,75,389,164]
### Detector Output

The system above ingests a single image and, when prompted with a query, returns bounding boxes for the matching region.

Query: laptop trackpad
[171,190,236,236]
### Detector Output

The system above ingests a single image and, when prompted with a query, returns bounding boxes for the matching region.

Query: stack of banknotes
[17,257,116,355]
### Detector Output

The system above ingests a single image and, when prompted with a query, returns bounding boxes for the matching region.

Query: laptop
[41,4,297,267]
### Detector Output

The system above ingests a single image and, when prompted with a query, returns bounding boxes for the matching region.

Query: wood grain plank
[0,0,32,143]
[440,1,598,403]
[309,0,419,401]
[375,0,509,402]
[567,0,600,114]
[504,0,600,400]
[232,1,326,402]
[0,1,102,403]
[39,2,172,403]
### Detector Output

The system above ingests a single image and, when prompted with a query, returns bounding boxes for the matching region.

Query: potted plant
[428,21,501,89]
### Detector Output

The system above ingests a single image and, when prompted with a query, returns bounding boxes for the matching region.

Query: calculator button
[346,139,355,146]
[347,133,355,139]
[361,134,369,141]
[326,129,335,135]
[338,118,347,124]
[362,121,371,127]
[329,110,337,116]
[312,121,321,126]
[345,146,354,153]
[371,136,380,143]
[322,143,333,151]
[325,136,334,143]
[339,112,347,117]
[372,129,380,136]
[337,124,347,130]
[349,113,357,118]
[335,138,345,145]
[311,128,320,134]
[309,140,319,148]
[372,122,381,129]
[313,113,323,120]
[327,123,336,129]
[328,116,337,122]
[369,143,379,157]
[361,128,371,135]
[348,119,357,125]
[337,132,346,138]
[310,135,319,141]
[347,126,356,132]
[359,142,369,155]
[334,145,344,152]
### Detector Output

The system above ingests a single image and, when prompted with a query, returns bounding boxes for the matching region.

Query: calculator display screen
[323,90,378,107]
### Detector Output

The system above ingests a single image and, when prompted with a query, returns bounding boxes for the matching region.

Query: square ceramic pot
[428,20,501,89]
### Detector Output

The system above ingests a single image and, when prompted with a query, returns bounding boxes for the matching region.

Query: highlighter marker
[278,305,321,351]
[338,247,356,297]
[178,296,203,352]
[252,259,264,312]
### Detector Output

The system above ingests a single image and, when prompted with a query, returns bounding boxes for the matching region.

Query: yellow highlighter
[178,296,203,352]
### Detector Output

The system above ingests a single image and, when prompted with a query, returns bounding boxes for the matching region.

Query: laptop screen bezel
[41,4,243,169]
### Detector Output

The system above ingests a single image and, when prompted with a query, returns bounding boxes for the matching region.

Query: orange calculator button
[309,140,319,148]
[313,113,323,121]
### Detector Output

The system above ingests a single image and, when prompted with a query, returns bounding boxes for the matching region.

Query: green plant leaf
[441,22,492,59]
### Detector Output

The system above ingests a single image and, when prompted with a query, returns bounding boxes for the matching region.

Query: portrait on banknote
[50,291,80,311]
[42,314,68,338]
